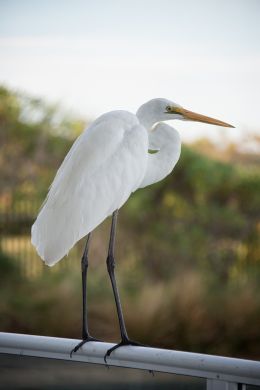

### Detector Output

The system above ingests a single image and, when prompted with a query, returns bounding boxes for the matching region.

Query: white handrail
[0,332,259,387]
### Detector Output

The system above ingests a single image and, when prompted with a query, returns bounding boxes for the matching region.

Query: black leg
[70,233,99,357]
[81,232,92,340]
[104,210,144,362]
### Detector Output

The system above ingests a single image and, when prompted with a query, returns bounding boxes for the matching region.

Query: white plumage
[31,111,148,265]
[32,98,232,266]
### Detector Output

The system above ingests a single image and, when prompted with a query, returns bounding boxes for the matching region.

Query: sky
[1,0,260,143]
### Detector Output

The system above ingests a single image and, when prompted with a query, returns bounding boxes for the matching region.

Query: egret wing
[31,112,148,265]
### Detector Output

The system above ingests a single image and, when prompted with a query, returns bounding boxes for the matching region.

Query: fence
[0,199,82,278]
[0,332,260,389]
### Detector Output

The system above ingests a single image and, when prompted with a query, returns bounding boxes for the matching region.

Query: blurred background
[0,0,260,362]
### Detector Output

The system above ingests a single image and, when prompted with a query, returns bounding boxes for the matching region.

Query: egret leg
[70,233,99,357]
[104,210,144,362]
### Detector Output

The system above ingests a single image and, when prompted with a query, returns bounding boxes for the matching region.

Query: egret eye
[165,105,172,113]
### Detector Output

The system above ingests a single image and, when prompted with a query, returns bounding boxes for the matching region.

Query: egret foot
[104,338,144,363]
[70,336,100,358]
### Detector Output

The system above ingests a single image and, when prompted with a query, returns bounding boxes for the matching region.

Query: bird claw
[104,339,144,363]
[70,336,100,358]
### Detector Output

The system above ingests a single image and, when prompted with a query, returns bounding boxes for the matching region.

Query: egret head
[137,98,234,129]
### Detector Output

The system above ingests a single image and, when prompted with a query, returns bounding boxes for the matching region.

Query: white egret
[31,98,233,360]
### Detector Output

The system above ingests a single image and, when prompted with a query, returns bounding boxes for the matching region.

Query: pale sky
[1,0,260,143]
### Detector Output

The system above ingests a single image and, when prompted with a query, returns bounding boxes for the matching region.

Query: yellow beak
[168,106,234,128]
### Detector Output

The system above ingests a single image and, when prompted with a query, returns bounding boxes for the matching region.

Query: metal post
[207,379,239,390]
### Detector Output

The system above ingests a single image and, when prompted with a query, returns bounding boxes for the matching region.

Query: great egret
[31,98,233,360]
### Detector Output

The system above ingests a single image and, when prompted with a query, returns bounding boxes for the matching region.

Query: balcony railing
[0,332,259,389]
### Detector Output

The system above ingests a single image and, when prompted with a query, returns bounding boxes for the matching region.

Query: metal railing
[0,332,259,389]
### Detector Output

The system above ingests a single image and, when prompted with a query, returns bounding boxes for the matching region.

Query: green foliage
[0,250,19,281]
[0,85,86,204]
[122,145,260,285]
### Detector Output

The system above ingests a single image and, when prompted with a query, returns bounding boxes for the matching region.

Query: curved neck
[139,123,181,188]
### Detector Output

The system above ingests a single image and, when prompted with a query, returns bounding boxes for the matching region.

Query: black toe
[70,336,100,358]
[104,338,145,363]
